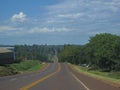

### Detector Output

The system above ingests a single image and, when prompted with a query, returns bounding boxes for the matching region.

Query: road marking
[19,63,61,90]
[71,72,90,90]
[10,78,17,81]
[68,64,90,90]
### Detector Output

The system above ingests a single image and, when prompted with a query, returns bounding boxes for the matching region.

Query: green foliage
[59,45,85,64]
[59,33,120,71]
[0,60,44,76]
[11,60,43,72]
[86,33,120,71]
[15,45,63,62]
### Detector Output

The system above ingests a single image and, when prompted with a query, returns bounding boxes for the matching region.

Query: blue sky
[0,0,120,45]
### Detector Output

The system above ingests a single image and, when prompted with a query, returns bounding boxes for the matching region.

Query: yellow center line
[19,63,61,90]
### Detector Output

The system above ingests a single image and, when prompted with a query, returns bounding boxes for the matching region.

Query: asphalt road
[0,56,119,90]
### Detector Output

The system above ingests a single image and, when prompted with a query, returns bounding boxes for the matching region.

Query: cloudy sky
[0,0,120,45]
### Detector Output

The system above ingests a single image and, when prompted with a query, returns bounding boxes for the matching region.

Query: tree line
[59,33,120,72]
[15,45,63,62]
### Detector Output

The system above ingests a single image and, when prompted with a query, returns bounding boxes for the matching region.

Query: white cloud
[11,12,27,22]
[57,13,84,18]
[88,31,106,35]
[47,0,120,19]
[0,26,23,32]
[1,0,120,36]
[43,0,120,34]
[29,27,71,33]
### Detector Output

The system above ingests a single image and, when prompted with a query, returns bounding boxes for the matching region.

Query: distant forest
[15,45,63,62]
[0,45,63,62]
[59,33,120,72]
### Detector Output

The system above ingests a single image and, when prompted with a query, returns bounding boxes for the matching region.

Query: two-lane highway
[28,63,86,90]
[18,55,85,90]
[0,55,119,90]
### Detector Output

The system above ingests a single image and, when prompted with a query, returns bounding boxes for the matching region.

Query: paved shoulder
[68,64,120,90]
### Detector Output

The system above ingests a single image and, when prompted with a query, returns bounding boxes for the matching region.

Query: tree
[59,33,120,71]
[86,33,120,71]
[15,45,63,62]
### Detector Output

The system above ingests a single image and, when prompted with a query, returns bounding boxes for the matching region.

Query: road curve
[0,59,119,90]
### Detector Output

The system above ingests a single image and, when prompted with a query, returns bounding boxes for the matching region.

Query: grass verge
[71,64,120,87]
[0,60,45,77]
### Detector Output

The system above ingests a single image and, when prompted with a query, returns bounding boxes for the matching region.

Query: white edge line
[71,72,90,90]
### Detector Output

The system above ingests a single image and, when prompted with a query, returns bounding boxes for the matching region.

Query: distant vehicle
[81,64,89,67]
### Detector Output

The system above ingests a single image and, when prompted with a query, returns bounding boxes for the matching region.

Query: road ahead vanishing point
[0,55,119,90]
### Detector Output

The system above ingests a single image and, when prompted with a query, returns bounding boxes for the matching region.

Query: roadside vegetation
[59,33,120,84]
[0,60,44,77]
[0,65,17,77]
[11,60,44,72]
[0,45,63,77]
[72,65,120,86]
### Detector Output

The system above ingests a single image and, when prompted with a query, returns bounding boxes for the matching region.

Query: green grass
[0,60,45,76]
[73,65,120,86]
[11,60,44,72]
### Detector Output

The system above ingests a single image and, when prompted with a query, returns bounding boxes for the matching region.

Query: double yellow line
[19,63,61,90]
